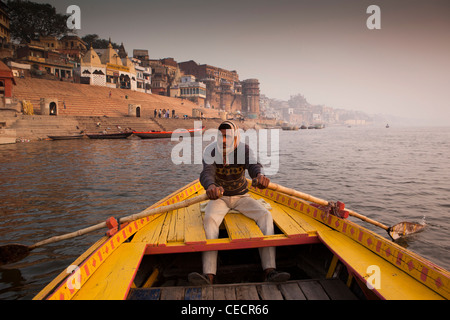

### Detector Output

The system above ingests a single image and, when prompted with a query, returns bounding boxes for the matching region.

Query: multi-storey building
[0,1,10,44]
[178,75,206,105]
[132,58,151,94]
[16,44,74,79]
[178,60,260,118]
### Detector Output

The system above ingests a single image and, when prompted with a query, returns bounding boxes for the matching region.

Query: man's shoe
[265,270,290,282]
[188,272,212,285]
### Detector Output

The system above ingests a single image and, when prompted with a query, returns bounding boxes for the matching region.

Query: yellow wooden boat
[33,179,450,300]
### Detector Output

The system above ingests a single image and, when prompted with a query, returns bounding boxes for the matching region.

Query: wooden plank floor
[128,278,357,300]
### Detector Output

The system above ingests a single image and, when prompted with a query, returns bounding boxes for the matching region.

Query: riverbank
[0,114,277,142]
[1,77,278,143]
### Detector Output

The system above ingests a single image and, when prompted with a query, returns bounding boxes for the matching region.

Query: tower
[241,79,260,119]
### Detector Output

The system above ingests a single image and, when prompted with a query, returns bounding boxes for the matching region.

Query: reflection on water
[0,126,449,299]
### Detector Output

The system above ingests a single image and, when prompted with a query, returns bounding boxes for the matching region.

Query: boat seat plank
[73,243,146,300]
[298,280,330,300]
[279,205,318,235]
[166,209,182,242]
[257,284,284,300]
[156,210,176,246]
[224,212,264,242]
[185,287,202,300]
[319,279,358,300]
[235,285,260,300]
[160,287,185,300]
[131,214,166,244]
[270,205,310,238]
[201,286,214,300]
[127,279,355,300]
[214,286,237,300]
[128,288,161,300]
[184,203,207,244]
[172,209,185,242]
[279,282,307,300]
[249,194,310,238]
[318,229,444,300]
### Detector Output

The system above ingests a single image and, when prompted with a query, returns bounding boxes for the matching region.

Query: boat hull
[34,179,450,300]
[86,132,133,139]
[48,135,84,140]
[133,126,205,139]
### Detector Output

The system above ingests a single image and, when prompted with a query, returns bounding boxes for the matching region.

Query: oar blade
[389,222,426,241]
[0,244,30,266]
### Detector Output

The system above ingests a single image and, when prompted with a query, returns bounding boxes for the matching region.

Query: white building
[179,76,206,99]
[132,58,152,94]
[79,46,106,86]
[80,42,137,90]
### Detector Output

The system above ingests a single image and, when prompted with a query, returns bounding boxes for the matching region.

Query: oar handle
[30,221,108,249]
[30,193,210,249]
[266,182,390,231]
[120,193,209,223]
[267,182,329,206]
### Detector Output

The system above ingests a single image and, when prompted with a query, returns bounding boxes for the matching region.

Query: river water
[0,125,449,299]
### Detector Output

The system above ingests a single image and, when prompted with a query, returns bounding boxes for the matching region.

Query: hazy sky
[32,0,450,125]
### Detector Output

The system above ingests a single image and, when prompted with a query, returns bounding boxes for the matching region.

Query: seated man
[188,120,290,285]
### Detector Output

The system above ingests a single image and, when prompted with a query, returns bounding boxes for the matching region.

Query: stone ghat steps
[10,116,83,140]
[75,117,164,133]
[12,78,217,118]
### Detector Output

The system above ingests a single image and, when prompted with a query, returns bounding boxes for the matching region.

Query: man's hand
[206,184,224,200]
[254,174,270,189]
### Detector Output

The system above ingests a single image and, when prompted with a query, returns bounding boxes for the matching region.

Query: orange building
[0,60,15,98]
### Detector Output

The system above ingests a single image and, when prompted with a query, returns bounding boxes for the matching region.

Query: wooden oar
[0,193,210,266]
[261,181,425,241]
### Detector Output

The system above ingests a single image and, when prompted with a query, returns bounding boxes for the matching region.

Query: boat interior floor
[128,244,359,300]
[128,278,357,300]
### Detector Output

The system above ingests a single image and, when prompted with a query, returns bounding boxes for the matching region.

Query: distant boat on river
[86,132,133,139]
[133,126,205,139]
[48,134,84,140]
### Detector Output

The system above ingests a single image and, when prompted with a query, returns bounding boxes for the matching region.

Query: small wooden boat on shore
[32,179,449,300]
[281,126,299,131]
[133,126,205,139]
[48,134,84,140]
[86,132,133,139]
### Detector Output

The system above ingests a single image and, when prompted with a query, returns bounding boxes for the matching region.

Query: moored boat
[86,132,133,139]
[133,126,205,139]
[48,134,84,140]
[281,126,299,131]
[33,179,450,300]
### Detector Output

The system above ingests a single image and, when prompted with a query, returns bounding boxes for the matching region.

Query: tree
[288,94,310,109]
[82,34,120,49]
[7,0,70,43]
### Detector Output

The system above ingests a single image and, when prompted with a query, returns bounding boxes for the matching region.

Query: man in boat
[189,120,290,285]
